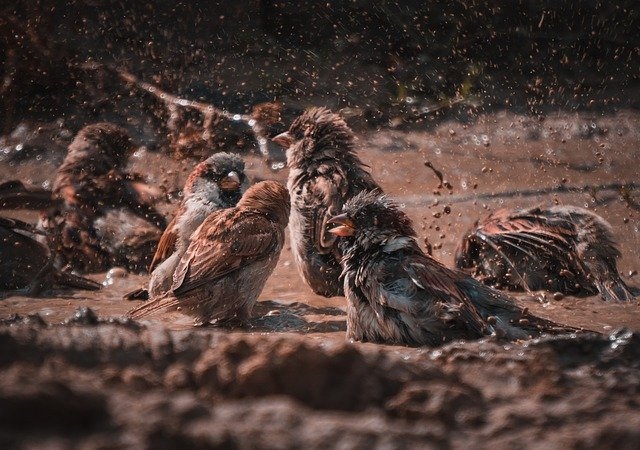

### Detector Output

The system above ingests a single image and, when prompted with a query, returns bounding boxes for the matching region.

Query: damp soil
[2,2,640,446]
[1,109,640,449]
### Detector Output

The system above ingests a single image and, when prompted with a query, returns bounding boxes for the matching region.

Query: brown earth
[2,2,640,448]
[1,111,640,449]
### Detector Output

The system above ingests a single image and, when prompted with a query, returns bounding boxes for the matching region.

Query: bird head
[185,152,249,207]
[327,190,416,245]
[238,180,290,227]
[74,123,137,170]
[272,107,356,167]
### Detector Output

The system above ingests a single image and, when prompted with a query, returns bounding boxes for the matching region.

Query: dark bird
[125,152,249,300]
[272,107,381,297]
[455,205,636,302]
[327,191,579,347]
[40,122,167,273]
[128,180,290,326]
[0,216,101,296]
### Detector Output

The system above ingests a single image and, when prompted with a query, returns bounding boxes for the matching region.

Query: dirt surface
[2,2,640,448]
[2,111,640,449]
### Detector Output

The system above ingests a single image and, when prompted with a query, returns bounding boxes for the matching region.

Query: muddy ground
[2,2,640,449]
[1,110,640,449]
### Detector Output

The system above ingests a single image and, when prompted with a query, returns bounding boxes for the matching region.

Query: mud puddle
[1,110,640,448]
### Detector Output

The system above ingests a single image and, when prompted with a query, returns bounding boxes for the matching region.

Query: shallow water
[2,110,640,449]
[1,110,639,334]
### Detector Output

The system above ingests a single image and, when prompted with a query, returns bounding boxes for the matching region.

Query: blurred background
[2,0,638,135]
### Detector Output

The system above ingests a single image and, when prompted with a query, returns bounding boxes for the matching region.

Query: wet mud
[1,109,640,448]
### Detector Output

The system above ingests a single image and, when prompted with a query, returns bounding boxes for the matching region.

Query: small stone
[553,292,564,301]
[107,267,128,278]
[66,306,99,325]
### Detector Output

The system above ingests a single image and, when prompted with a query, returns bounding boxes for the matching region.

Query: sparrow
[125,152,249,300]
[272,107,381,297]
[40,122,167,273]
[455,205,636,302]
[0,216,101,295]
[128,180,290,326]
[327,191,579,347]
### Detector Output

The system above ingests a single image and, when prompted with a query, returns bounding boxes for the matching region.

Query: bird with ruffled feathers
[328,190,581,347]
[455,205,636,302]
[273,107,381,297]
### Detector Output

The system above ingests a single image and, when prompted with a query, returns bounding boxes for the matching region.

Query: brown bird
[128,180,290,326]
[40,122,167,273]
[455,205,636,302]
[272,107,381,297]
[0,216,101,296]
[125,152,249,300]
[328,191,579,347]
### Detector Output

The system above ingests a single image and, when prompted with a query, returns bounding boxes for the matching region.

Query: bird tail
[582,258,637,302]
[456,277,584,339]
[127,293,181,319]
[593,275,637,302]
[122,288,150,301]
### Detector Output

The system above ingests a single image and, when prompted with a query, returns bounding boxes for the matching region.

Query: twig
[80,62,279,161]
[399,182,640,208]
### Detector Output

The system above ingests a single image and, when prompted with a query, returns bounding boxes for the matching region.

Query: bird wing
[403,253,487,335]
[148,214,180,272]
[119,179,168,229]
[171,210,280,296]
[479,208,576,255]
[470,208,577,285]
[304,169,348,254]
[125,172,167,205]
[0,180,56,210]
[364,239,487,335]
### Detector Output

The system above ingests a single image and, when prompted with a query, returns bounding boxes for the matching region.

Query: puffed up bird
[272,107,381,297]
[128,180,290,326]
[327,191,580,347]
[454,205,636,302]
[124,152,249,300]
[40,122,167,273]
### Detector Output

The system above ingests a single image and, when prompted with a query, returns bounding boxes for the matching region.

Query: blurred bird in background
[39,122,167,273]
[455,205,636,302]
[0,215,101,296]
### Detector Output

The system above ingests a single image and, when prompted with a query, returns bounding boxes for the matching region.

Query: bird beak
[327,213,356,237]
[272,131,293,148]
[219,171,241,191]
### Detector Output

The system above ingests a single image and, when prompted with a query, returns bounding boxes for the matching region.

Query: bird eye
[293,129,304,140]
